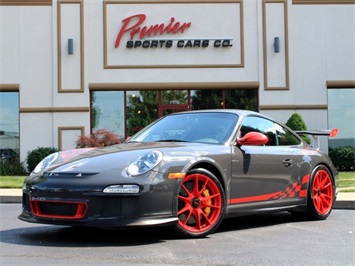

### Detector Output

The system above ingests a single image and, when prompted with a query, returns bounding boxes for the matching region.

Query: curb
[0,195,22,204]
[333,200,355,210]
[1,190,354,210]
[0,189,22,204]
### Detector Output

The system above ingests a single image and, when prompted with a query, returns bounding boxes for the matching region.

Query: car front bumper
[19,178,180,227]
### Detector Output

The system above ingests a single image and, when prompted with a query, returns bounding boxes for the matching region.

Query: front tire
[176,169,225,238]
[307,165,335,220]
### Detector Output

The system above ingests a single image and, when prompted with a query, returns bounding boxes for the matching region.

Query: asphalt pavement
[0,188,354,209]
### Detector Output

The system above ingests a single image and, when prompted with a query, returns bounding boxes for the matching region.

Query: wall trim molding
[0,0,52,5]
[327,80,355,89]
[20,107,90,113]
[260,105,328,110]
[293,0,355,5]
[57,0,85,93]
[0,84,20,92]
[89,81,260,90]
[58,126,85,150]
[262,0,290,91]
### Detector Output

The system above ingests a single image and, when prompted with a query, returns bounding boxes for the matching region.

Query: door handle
[283,158,293,167]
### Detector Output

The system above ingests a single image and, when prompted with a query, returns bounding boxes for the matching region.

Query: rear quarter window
[275,123,301,146]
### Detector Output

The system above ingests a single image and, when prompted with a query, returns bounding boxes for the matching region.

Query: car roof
[167,109,269,120]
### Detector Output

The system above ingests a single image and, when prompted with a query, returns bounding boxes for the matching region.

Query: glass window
[275,123,301,146]
[161,90,188,105]
[91,88,259,140]
[91,91,125,139]
[0,92,20,157]
[328,89,355,148]
[126,90,159,136]
[191,89,258,111]
[239,116,277,146]
[224,89,258,111]
[191,90,223,109]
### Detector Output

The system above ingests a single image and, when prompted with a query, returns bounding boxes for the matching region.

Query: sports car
[19,110,338,238]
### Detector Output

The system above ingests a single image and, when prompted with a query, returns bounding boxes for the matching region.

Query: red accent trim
[178,172,223,234]
[311,169,334,215]
[302,174,310,184]
[237,132,269,146]
[299,190,307,198]
[228,173,311,204]
[228,191,282,204]
[30,199,87,220]
[330,128,338,138]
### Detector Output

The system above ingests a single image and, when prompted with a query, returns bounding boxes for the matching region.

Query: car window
[239,116,277,146]
[275,123,301,146]
[129,112,239,144]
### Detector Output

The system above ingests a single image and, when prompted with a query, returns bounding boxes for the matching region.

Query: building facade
[0,0,354,162]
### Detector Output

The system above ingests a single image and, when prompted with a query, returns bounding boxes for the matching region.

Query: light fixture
[274,37,280,53]
[68,38,74,55]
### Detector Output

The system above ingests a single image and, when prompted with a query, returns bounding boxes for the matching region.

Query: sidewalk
[335,192,355,209]
[0,189,354,209]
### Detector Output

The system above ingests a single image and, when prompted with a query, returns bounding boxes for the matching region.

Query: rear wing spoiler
[295,128,338,150]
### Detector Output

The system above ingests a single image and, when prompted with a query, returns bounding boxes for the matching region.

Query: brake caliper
[203,189,211,215]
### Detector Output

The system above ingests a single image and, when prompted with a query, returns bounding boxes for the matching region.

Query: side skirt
[224,200,306,219]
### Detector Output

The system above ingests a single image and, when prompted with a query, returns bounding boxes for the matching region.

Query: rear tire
[175,169,225,238]
[307,165,335,220]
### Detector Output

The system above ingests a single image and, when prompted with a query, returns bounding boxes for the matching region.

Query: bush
[329,146,355,171]
[76,129,122,148]
[286,113,311,144]
[0,159,27,176]
[26,147,59,173]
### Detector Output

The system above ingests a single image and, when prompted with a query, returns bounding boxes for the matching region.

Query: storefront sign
[115,14,192,48]
[125,39,233,49]
[104,1,243,68]
[114,14,233,49]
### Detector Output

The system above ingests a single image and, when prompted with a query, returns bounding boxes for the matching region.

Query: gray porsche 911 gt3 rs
[19,110,338,238]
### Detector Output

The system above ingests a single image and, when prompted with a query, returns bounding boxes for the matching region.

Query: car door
[229,116,304,205]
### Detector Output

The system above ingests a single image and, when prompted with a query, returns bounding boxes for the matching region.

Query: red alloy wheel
[177,169,224,237]
[311,168,334,216]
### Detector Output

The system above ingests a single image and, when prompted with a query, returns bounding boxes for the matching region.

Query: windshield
[127,112,239,144]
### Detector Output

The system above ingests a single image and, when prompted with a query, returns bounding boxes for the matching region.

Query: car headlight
[32,152,59,174]
[127,151,163,176]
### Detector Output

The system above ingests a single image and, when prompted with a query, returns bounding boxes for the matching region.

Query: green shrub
[329,146,355,171]
[0,159,27,176]
[26,147,59,173]
[286,113,311,144]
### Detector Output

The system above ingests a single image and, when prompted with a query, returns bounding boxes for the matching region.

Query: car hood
[44,142,228,175]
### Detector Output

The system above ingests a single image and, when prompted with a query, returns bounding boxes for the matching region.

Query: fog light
[103,185,140,194]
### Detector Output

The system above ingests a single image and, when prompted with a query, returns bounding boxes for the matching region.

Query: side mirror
[237,132,269,146]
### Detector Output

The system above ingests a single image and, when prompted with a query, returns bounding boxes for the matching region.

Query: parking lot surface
[1,204,354,265]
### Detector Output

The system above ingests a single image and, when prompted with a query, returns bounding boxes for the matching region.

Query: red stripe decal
[228,173,311,204]
[228,191,282,204]
[302,174,310,184]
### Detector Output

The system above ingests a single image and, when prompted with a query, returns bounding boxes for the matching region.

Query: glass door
[159,90,190,117]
